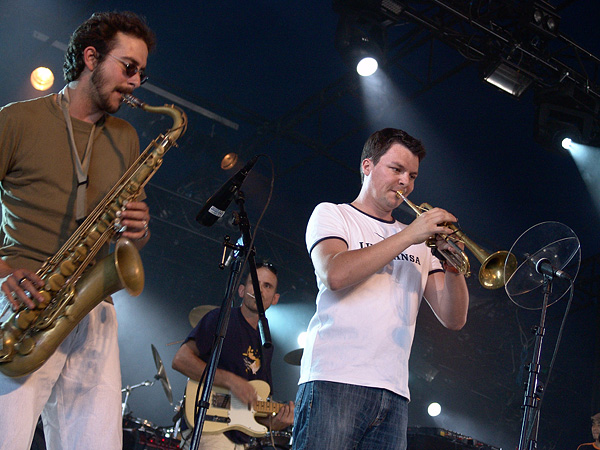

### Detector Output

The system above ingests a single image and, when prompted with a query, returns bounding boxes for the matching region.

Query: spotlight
[428,402,441,417]
[561,137,573,150]
[297,331,307,348]
[483,59,534,98]
[526,1,560,40]
[335,13,385,77]
[534,83,600,154]
[30,67,54,91]
[356,56,378,77]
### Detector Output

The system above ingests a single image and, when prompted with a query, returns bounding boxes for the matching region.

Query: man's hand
[228,374,259,405]
[120,201,150,242]
[256,400,294,431]
[270,401,295,430]
[0,270,45,310]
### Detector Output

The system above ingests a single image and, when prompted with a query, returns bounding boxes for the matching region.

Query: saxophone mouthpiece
[121,93,145,109]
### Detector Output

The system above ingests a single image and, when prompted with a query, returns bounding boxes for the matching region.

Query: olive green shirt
[0,93,140,273]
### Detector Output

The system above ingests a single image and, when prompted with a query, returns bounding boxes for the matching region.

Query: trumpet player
[0,12,155,450]
[293,128,469,450]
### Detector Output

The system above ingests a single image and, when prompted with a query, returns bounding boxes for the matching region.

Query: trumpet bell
[479,251,517,290]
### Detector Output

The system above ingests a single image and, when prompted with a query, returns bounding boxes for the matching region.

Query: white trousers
[0,302,122,450]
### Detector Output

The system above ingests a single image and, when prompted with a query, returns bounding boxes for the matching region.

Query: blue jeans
[292,381,408,450]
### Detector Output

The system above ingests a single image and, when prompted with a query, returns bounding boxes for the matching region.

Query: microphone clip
[219,234,244,270]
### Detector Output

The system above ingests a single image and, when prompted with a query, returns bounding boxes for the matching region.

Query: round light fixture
[220,152,239,170]
[30,67,54,91]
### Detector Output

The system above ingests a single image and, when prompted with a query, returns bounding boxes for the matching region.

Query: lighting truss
[358,0,600,100]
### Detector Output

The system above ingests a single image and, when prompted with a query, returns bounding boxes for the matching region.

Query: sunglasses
[106,53,148,85]
[256,261,277,275]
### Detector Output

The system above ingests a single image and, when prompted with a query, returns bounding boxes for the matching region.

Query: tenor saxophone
[0,95,187,377]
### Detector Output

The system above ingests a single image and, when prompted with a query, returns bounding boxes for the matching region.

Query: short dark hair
[360,128,426,182]
[243,261,278,284]
[63,11,156,82]
[256,261,277,276]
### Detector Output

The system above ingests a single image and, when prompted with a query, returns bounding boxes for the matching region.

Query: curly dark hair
[360,128,426,182]
[63,11,156,82]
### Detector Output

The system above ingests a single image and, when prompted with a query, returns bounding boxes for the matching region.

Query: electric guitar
[184,379,283,437]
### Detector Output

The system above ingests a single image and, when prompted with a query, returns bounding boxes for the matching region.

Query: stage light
[526,1,560,39]
[483,59,534,98]
[297,331,307,348]
[561,137,572,150]
[335,13,385,77]
[428,402,441,417]
[357,56,378,77]
[534,83,600,154]
[30,67,54,91]
[220,152,238,170]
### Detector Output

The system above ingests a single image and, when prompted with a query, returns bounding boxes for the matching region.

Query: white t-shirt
[300,202,443,400]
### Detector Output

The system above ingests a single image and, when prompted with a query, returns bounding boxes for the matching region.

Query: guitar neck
[254,399,283,416]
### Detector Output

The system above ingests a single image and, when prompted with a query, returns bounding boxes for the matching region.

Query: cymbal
[188,305,218,328]
[151,344,173,405]
[283,348,304,366]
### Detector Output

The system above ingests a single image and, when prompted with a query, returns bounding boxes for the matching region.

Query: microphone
[534,257,572,281]
[223,235,244,267]
[196,155,259,226]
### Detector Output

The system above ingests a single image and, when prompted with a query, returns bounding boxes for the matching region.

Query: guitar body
[184,379,276,437]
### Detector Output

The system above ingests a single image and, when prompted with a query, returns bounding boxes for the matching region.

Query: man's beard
[90,64,121,115]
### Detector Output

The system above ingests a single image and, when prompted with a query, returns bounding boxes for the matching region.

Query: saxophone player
[0,12,155,450]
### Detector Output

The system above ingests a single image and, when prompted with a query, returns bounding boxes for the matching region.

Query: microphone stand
[235,190,272,349]
[517,274,552,450]
[189,190,271,450]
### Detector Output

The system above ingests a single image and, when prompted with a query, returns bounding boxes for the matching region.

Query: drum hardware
[121,345,177,449]
[188,304,218,328]
[123,414,181,450]
[152,343,174,405]
[246,430,293,450]
[283,348,303,366]
[122,344,174,417]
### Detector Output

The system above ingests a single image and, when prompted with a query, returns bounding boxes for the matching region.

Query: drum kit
[246,430,293,450]
[121,344,179,450]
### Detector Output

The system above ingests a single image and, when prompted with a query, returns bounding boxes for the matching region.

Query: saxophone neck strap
[57,86,97,221]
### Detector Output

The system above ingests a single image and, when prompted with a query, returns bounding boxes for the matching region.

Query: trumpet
[396,191,516,290]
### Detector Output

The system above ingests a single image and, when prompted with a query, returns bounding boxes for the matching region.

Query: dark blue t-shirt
[184,306,274,444]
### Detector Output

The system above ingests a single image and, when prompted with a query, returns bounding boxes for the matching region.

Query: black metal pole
[234,190,272,348]
[189,255,245,450]
[517,274,552,450]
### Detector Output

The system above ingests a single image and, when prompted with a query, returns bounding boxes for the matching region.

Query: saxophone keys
[85,230,101,246]
[15,310,37,330]
[73,245,88,262]
[60,260,76,277]
[47,273,66,292]
[37,290,51,308]
[95,222,108,233]
[0,328,16,361]
[15,337,35,356]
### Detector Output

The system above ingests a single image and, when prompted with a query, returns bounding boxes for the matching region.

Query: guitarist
[172,261,294,450]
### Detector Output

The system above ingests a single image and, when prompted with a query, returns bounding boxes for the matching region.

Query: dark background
[1,1,599,449]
